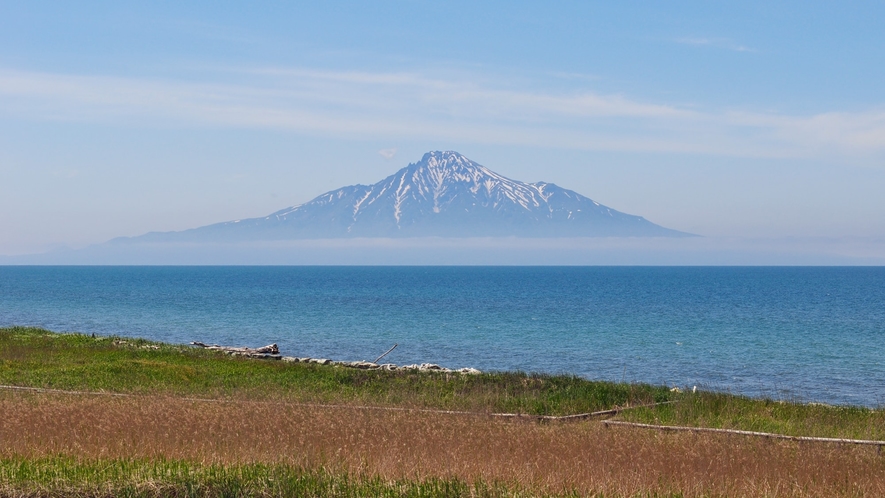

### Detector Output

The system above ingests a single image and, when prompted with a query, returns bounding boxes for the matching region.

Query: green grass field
[3,326,885,497]
[3,326,884,438]
[0,326,672,416]
[0,457,546,498]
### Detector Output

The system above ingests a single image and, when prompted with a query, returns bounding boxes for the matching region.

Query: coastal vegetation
[0,326,668,416]
[2,326,884,497]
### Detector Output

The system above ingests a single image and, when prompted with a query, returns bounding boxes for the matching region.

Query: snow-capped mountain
[123,151,691,242]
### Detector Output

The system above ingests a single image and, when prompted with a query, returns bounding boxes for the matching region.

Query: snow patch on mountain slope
[181,150,690,239]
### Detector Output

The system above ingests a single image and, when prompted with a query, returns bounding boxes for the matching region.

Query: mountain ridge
[116,151,692,243]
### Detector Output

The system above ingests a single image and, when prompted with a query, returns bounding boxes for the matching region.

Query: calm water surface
[1,266,883,406]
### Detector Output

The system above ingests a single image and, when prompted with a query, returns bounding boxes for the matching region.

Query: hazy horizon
[2,2,884,261]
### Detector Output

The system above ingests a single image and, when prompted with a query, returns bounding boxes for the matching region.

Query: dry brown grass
[2,390,884,497]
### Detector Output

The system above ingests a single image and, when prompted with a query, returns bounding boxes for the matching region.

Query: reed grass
[2,391,884,497]
[0,458,520,498]
[3,326,885,496]
[620,390,885,441]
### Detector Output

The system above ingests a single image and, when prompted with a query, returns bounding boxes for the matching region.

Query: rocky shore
[190,341,481,374]
[282,357,481,374]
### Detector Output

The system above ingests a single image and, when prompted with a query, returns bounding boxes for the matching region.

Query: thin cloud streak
[0,67,882,161]
[675,37,755,53]
[378,148,397,159]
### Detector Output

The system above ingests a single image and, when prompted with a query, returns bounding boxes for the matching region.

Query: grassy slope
[621,390,885,441]
[3,326,885,497]
[0,326,669,416]
[2,326,883,439]
[0,327,885,440]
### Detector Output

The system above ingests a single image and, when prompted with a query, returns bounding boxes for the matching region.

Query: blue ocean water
[1,266,883,407]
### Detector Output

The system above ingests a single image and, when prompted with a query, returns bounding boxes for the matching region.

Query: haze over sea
[2,266,883,407]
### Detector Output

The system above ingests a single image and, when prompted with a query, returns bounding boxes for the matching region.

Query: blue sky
[1,1,884,257]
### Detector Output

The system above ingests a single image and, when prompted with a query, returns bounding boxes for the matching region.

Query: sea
[1,266,883,407]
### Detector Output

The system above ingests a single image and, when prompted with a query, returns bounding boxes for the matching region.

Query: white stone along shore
[189,341,481,374]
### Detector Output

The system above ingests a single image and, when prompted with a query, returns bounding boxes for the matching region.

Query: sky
[1,1,884,259]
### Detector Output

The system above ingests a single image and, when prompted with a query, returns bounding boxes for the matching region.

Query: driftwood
[602,420,885,447]
[488,401,676,422]
[191,341,280,359]
[373,344,398,364]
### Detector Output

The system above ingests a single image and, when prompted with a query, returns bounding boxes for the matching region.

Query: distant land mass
[115,151,692,243]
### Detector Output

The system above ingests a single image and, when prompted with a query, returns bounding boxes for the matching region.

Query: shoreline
[3,326,885,497]
[3,265,883,408]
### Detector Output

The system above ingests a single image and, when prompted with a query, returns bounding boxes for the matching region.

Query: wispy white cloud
[0,66,882,162]
[547,71,603,82]
[675,37,755,53]
[378,148,397,159]
[164,19,263,45]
